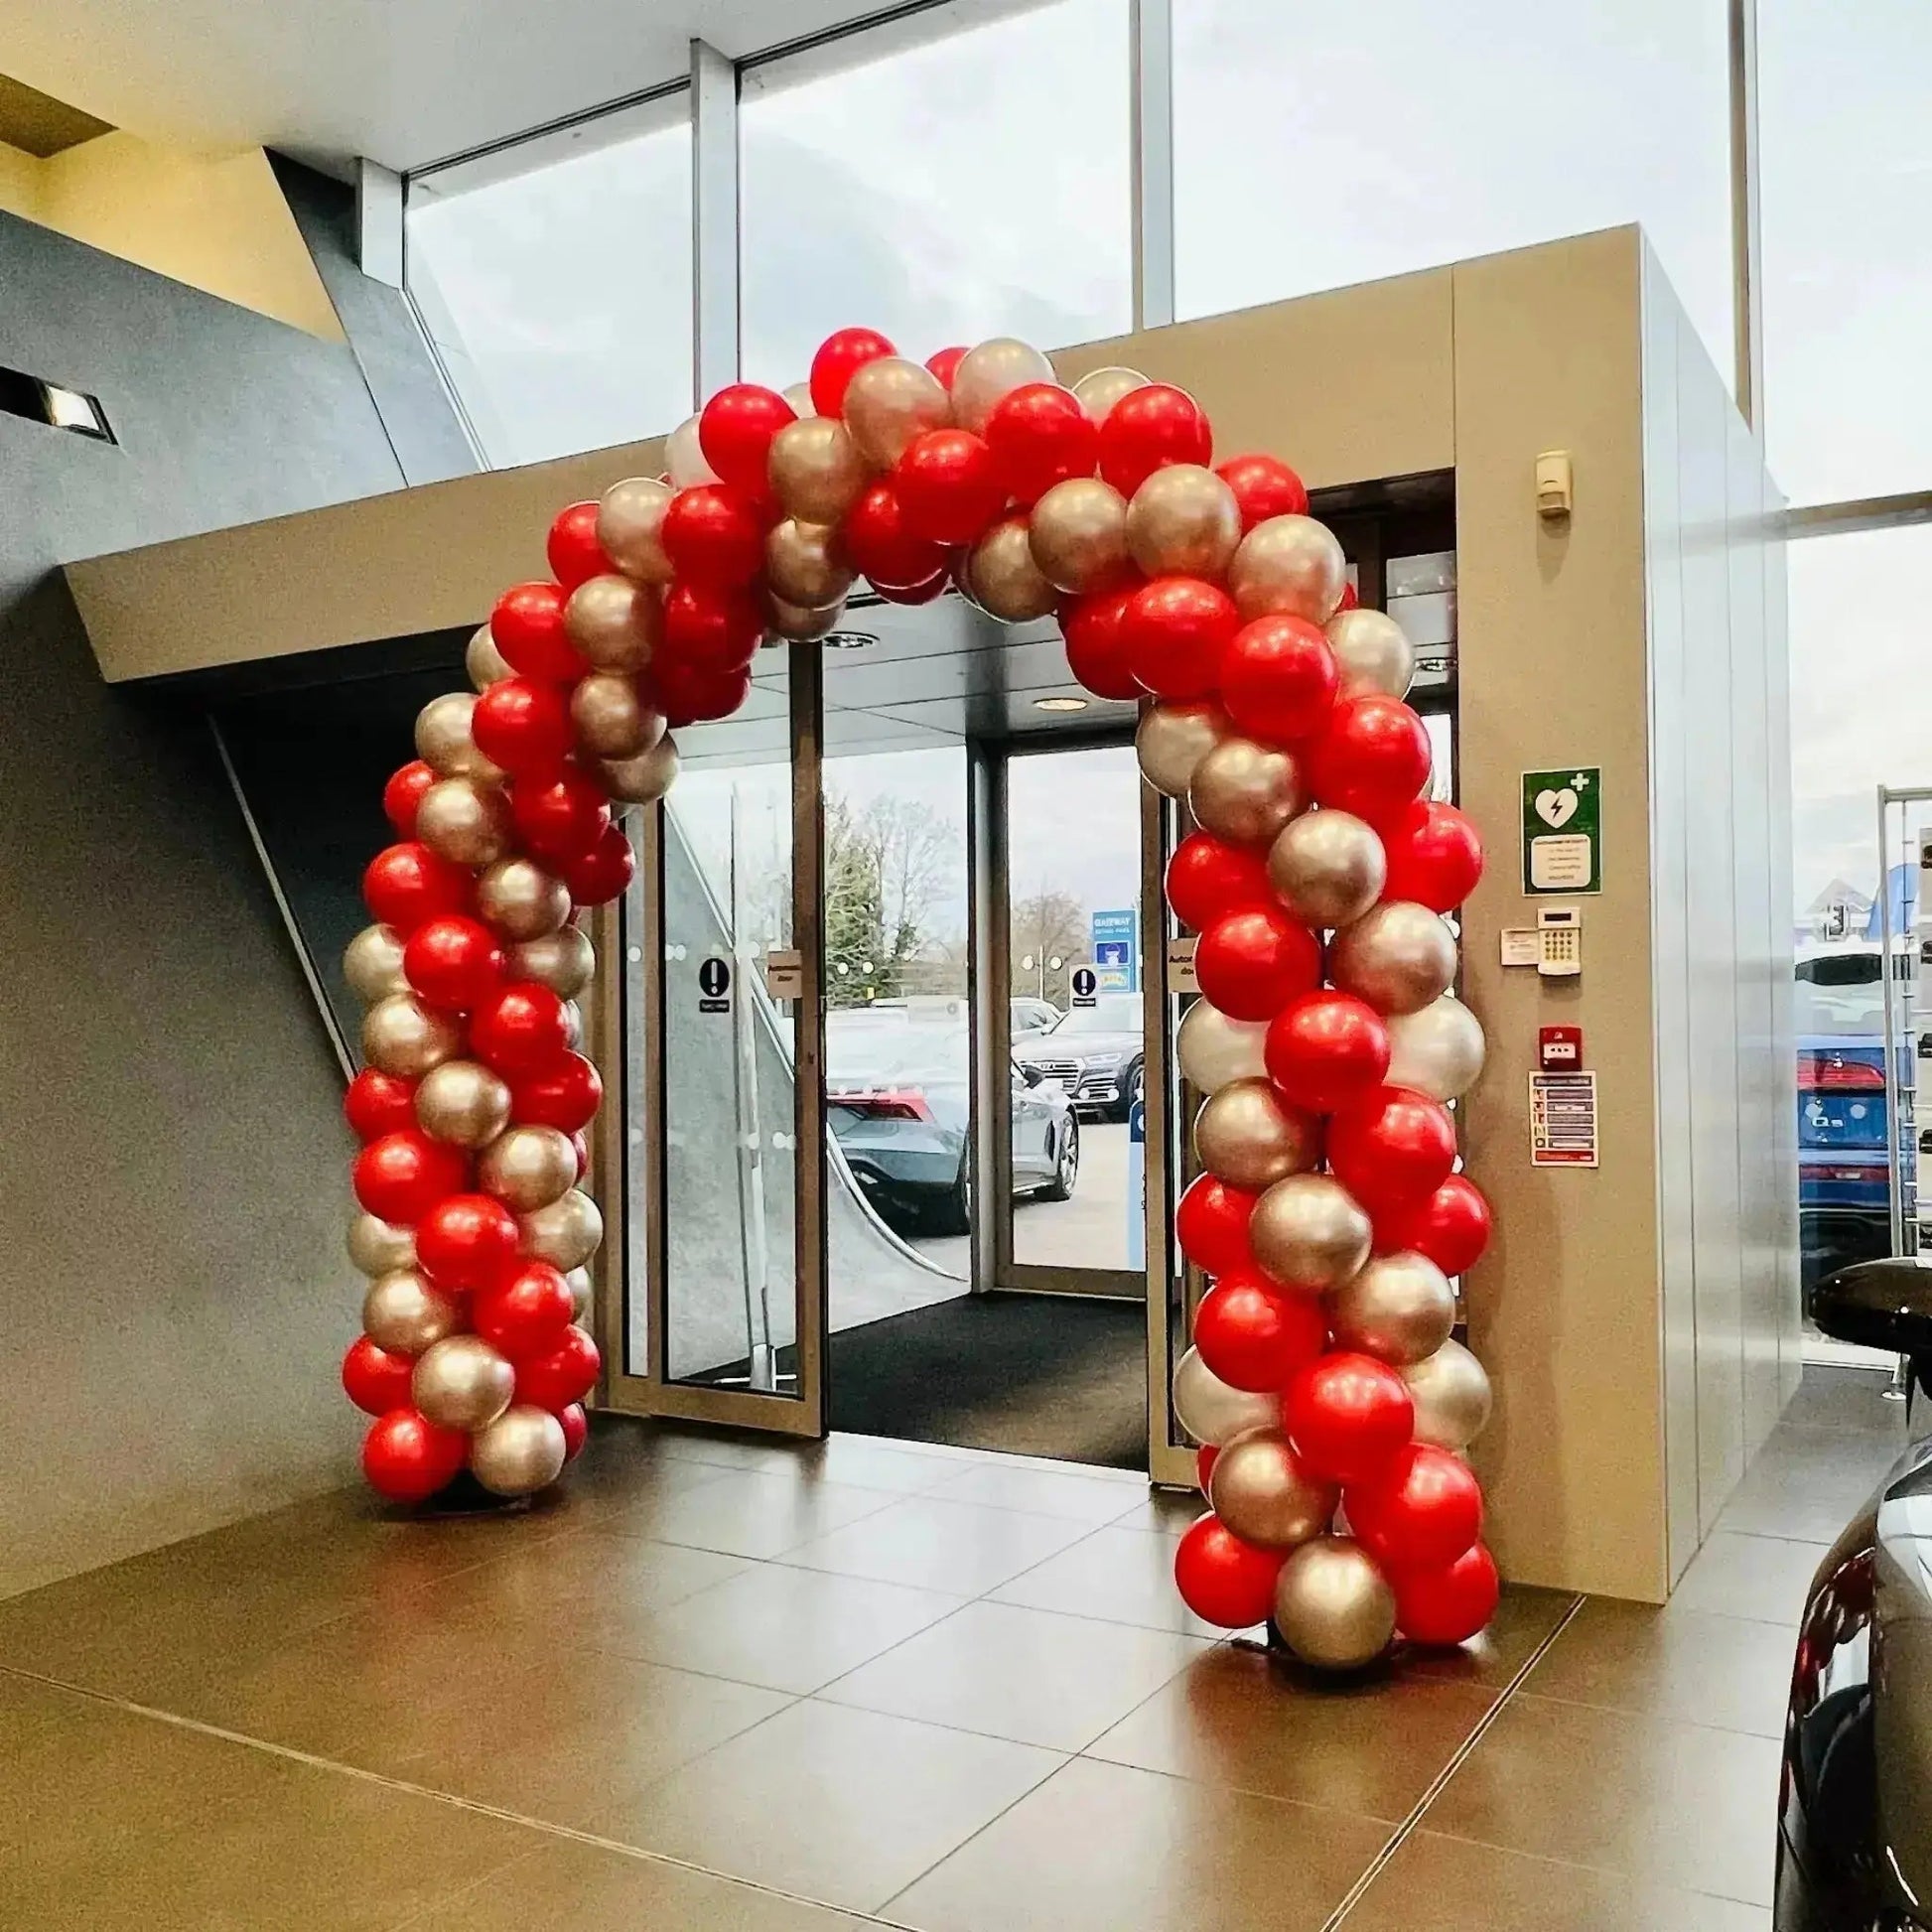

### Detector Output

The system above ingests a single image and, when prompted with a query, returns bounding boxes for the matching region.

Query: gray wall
[0,201,474,1595]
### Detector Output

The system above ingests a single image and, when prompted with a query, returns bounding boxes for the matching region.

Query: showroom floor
[0,1368,1905,1930]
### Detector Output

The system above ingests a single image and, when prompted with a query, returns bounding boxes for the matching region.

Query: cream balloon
[1228,514,1348,624]
[602,737,679,806]
[1402,1337,1493,1451]
[1071,365,1148,422]
[565,574,658,673]
[1325,608,1415,700]
[1175,1001,1271,1093]
[1328,1252,1455,1366]
[506,927,596,1002]
[411,1334,515,1432]
[1249,1173,1372,1292]
[666,413,719,487]
[413,1058,512,1150]
[415,692,503,783]
[597,477,674,584]
[1208,1429,1340,1550]
[347,1213,415,1278]
[841,355,952,467]
[479,1124,579,1212]
[1135,700,1230,799]
[1193,1078,1320,1191]
[345,923,408,1005]
[571,672,662,760]
[415,776,513,868]
[475,858,571,941]
[1172,1345,1282,1447]
[1267,810,1387,929]
[1188,735,1308,848]
[951,337,1055,433]
[1028,477,1130,595]
[362,993,462,1079]
[466,623,513,691]
[1272,1536,1397,1670]
[767,415,868,526]
[782,380,815,418]
[563,1266,594,1320]
[1384,995,1486,1102]
[362,1268,460,1354]
[1124,465,1242,580]
[965,515,1057,621]
[767,593,844,640]
[765,519,854,611]
[470,1404,568,1496]
[1329,901,1457,1016]
[520,1188,603,1270]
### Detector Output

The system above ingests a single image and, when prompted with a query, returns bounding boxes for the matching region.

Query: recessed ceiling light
[822,630,880,650]
[1033,695,1089,712]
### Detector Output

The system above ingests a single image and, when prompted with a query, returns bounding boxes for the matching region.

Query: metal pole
[689,39,741,402]
[1879,786,1905,1257]
[1129,0,1175,332]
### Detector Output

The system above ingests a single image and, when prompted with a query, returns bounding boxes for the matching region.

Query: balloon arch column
[337,326,1498,1670]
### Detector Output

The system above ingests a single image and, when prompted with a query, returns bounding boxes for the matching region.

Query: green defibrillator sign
[1521,767,1601,895]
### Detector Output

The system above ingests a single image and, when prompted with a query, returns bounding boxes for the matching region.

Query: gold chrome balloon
[1273,1536,1396,1670]
[415,692,503,782]
[602,737,679,805]
[1175,1000,1271,1093]
[1328,1251,1456,1366]
[598,477,674,584]
[1071,365,1148,422]
[415,775,513,868]
[362,993,463,1079]
[1135,700,1230,799]
[1384,995,1486,1102]
[1124,464,1242,580]
[1188,735,1308,848]
[841,355,952,467]
[965,514,1057,621]
[1249,1173,1372,1292]
[1267,810,1387,930]
[347,1213,415,1278]
[1208,1429,1339,1549]
[414,1058,512,1150]
[565,573,659,673]
[768,415,868,526]
[1228,514,1347,624]
[666,413,718,487]
[1028,477,1130,594]
[950,338,1056,434]
[571,672,663,760]
[479,1124,580,1212]
[766,519,854,612]
[412,1334,515,1432]
[564,1266,594,1320]
[1328,902,1457,1016]
[470,1404,568,1496]
[1325,607,1415,700]
[1193,1078,1320,1191]
[466,623,513,691]
[476,858,571,941]
[507,926,596,1001]
[345,923,408,1005]
[362,1268,459,1353]
[520,1188,603,1270]
[1402,1337,1493,1451]
[1172,1346,1284,1446]
[767,593,844,640]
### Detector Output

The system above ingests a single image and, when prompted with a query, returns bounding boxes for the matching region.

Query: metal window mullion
[1131,0,1175,331]
[1729,0,1764,429]
[690,38,741,403]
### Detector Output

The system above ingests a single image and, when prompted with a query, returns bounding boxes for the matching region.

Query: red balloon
[383,759,437,838]
[1193,1271,1328,1392]
[361,1407,468,1503]
[1380,800,1483,911]
[894,429,1006,547]
[651,653,753,727]
[473,677,573,777]
[873,566,950,607]
[1165,830,1275,931]
[1327,1085,1457,1211]
[416,1191,521,1293]
[546,501,611,591]
[661,580,765,671]
[1336,580,1360,612]
[1394,1541,1500,1646]
[699,383,796,494]
[1374,1173,1492,1276]
[559,1402,590,1460]
[1264,991,1391,1114]
[561,820,636,906]
[352,1130,469,1225]
[342,1335,416,1417]
[1346,1445,1484,1574]
[403,913,504,1012]
[515,1324,601,1412]
[511,1051,603,1133]
[472,1260,575,1360]
[660,484,765,588]
[1284,1351,1415,1483]
[1195,905,1321,1022]
[510,769,611,868]
[925,345,967,389]
[984,382,1099,505]
[1216,453,1309,529]
[1123,575,1240,700]
[1220,615,1338,745]
[1060,586,1143,700]
[1175,1173,1258,1277]
[1306,695,1432,826]
[363,842,473,934]
[491,582,586,683]
[471,981,571,1079]
[1195,1443,1219,1492]
[344,1067,419,1143]
[842,481,947,591]
[1173,1514,1283,1628]
[810,326,896,417]
[1098,383,1212,495]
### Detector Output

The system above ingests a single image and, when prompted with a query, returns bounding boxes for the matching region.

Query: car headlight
[1081,1051,1128,1071]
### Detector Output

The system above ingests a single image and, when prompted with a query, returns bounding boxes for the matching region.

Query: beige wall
[0,139,40,220]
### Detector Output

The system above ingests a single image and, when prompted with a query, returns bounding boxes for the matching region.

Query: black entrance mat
[827,1291,1147,1470]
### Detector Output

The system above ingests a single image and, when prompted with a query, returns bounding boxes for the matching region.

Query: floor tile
[638,1427,957,1496]
[1779,1366,1908,1440]
[818,1598,1212,1750]
[1087,1641,1495,1823]
[990,1524,1258,1638]
[1106,1486,1210,1537]
[1714,1430,1900,1544]
[1401,1583,1579,1692]
[889,1755,1391,1932]
[1423,1691,1782,1907]
[1343,1828,1772,1931]
[574,1465,899,1559]
[925,1462,1148,1525]
[776,1496,1090,1596]
[1523,1597,1795,1738]
[593,1696,1062,1913]
[1670,1531,1828,1627]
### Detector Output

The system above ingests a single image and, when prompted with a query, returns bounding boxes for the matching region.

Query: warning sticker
[1529,1070,1598,1168]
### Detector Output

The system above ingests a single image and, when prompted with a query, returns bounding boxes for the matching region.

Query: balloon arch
[338,327,1498,1670]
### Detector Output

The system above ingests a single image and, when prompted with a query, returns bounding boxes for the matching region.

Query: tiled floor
[0,1367,1906,1930]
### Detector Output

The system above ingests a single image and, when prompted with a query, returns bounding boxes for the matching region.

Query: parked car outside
[1011,991,1145,1121]
[1010,996,1062,1039]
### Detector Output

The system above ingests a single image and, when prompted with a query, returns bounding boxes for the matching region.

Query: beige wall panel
[0,138,42,220]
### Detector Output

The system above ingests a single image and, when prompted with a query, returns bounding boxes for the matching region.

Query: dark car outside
[1011,991,1146,1121]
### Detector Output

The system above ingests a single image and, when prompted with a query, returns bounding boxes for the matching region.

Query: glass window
[1173,0,1733,388]
[739,0,1133,389]
[406,92,692,468]
[1759,0,1932,506]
